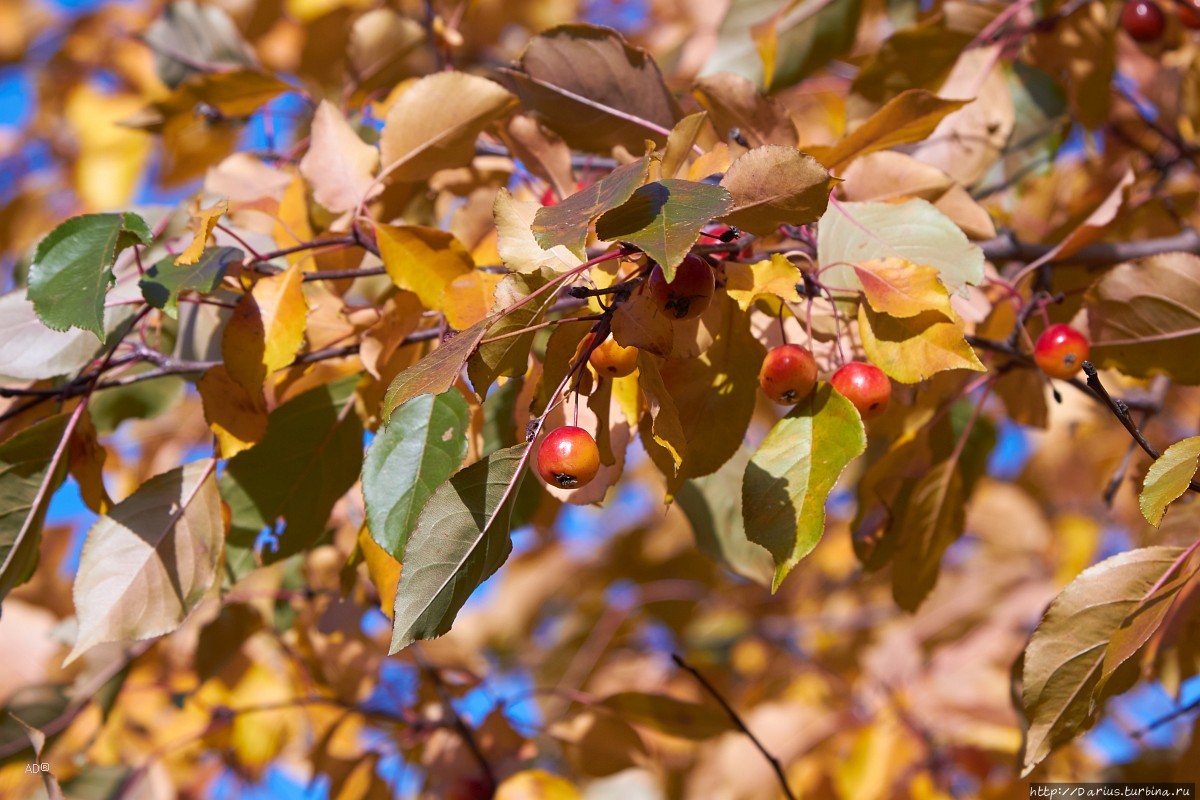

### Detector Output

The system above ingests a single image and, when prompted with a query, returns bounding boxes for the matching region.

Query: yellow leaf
[176,200,228,266]
[611,372,641,428]
[197,365,268,457]
[444,270,504,330]
[358,527,400,620]
[853,258,952,319]
[377,224,474,313]
[223,264,309,396]
[64,85,150,211]
[1141,436,1200,527]
[495,770,581,800]
[273,174,315,266]
[636,354,684,472]
[724,253,803,311]
[687,142,732,182]
[857,305,984,384]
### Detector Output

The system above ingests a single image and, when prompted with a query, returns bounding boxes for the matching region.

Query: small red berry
[831,362,891,421]
[536,426,600,489]
[1033,323,1090,379]
[648,254,715,321]
[759,344,818,405]
[588,336,639,378]
[1121,0,1166,42]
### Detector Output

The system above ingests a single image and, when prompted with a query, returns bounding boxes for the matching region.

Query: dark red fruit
[648,254,715,321]
[588,336,639,378]
[1033,323,1090,379]
[759,344,818,405]
[536,426,600,489]
[1121,0,1166,42]
[831,362,891,421]
[1179,0,1200,29]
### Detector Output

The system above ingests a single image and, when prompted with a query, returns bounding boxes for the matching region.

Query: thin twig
[1082,362,1200,493]
[671,653,796,800]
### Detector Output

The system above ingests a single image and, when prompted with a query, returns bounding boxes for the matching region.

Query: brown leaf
[719,145,836,236]
[693,72,798,148]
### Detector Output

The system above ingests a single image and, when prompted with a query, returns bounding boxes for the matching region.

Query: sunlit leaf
[176,200,227,266]
[65,460,222,665]
[495,770,581,800]
[28,213,152,339]
[853,257,952,319]
[0,291,102,381]
[692,72,797,148]
[381,318,490,420]
[223,263,309,396]
[1141,437,1200,527]
[1021,547,1184,775]
[809,90,969,172]
[362,391,470,558]
[468,270,553,398]
[377,224,474,313]
[494,189,584,275]
[299,100,380,214]
[719,145,836,236]
[723,253,803,311]
[857,305,984,384]
[197,364,268,457]
[743,384,866,590]
[389,444,527,652]
[532,157,650,259]
[817,199,984,296]
[595,180,732,277]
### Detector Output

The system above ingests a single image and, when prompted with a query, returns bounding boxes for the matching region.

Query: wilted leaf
[362,391,470,558]
[810,90,969,172]
[743,384,866,590]
[719,145,836,236]
[1021,547,1184,775]
[857,305,984,384]
[65,460,222,665]
[0,414,70,604]
[1086,253,1200,384]
[380,72,515,182]
[1141,437,1200,527]
[599,691,735,739]
[389,444,528,652]
[377,224,474,313]
[595,180,733,277]
[532,157,650,259]
[505,24,682,153]
[494,189,583,275]
[692,72,797,148]
[220,376,363,564]
[28,213,152,339]
[724,254,802,311]
[140,246,241,318]
[175,201,227,266]
[853,258,952,319]
[381,318,490,419]
[818,199,984,295]
[300,100,380,214]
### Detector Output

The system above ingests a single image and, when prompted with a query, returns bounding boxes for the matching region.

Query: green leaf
[220,376,363,566]
[817,199,984,296]
[482,376,523,457]
[1140,436,1200,527]
[28,213,152,339]
[0,414,71,604]
[1086,253,1200,385]
[362,391,470,559]
[65,460,223,665]
[598,692,735,739]
[138,246,242,317]
[467,271,552,399]
[743,384,866,590]
[718,145,836,236]
[532,157,650,259]
[676,445,774,587]
[1021,546,1184,776]
[381,318,491,421]
[595,180,733,278]
[389,444,528,652]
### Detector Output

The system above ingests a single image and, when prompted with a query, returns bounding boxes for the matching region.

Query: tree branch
[671,653,797,800]
[979,229,1200,267]
[1082,361,1200,493]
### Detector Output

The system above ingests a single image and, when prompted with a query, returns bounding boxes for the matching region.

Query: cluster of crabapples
[1120,0,1200,43]
[534,254,1095,491]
